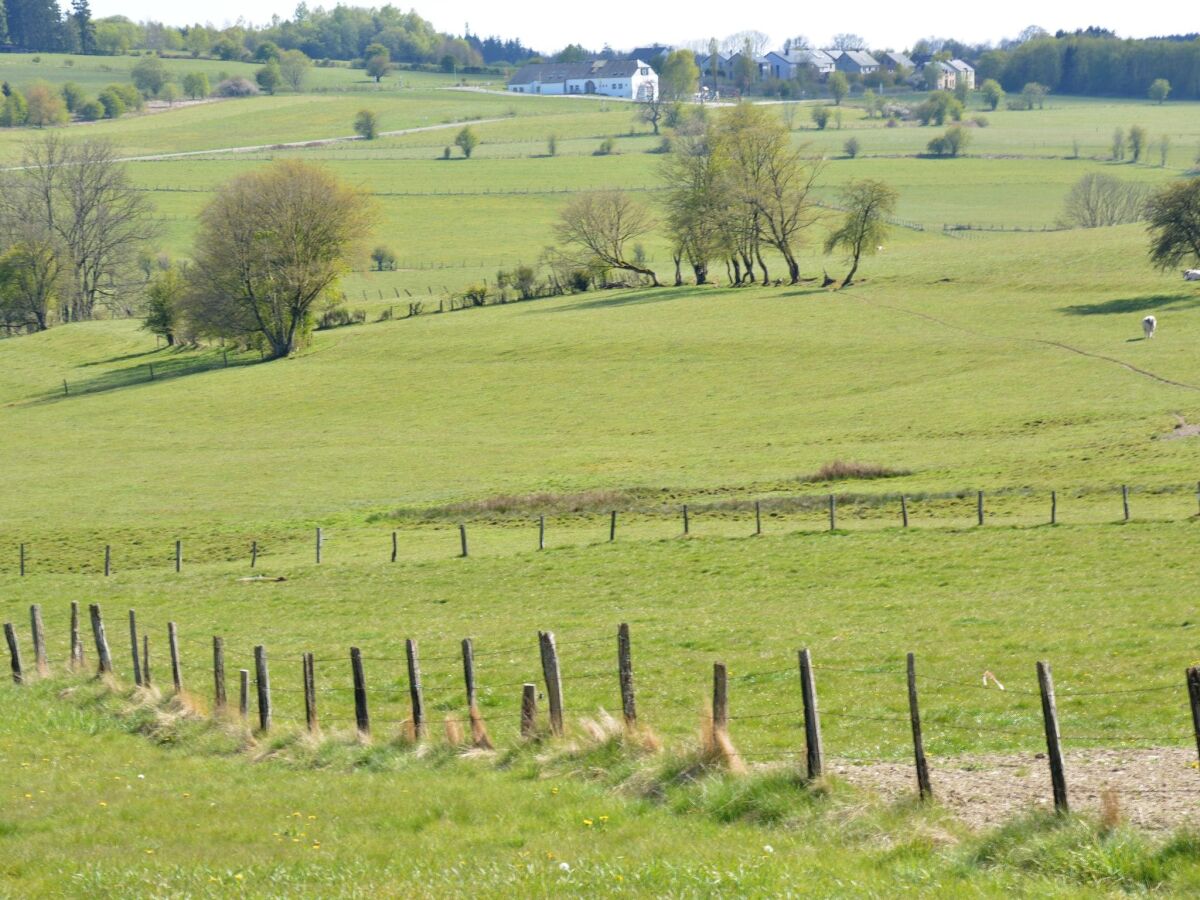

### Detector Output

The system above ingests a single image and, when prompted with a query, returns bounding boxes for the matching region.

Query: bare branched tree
[1059,173,1150,229]
[556,190,659,286]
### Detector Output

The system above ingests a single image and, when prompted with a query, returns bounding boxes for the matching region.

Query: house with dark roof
[831,50,880,75]
[507,59,658,100]
[880,51,914,72]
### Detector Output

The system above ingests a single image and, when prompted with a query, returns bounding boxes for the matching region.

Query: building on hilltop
[933,59,976,90]
[507,58,658,100]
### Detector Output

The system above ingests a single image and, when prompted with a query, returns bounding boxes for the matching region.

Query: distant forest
[1,3,1199,98]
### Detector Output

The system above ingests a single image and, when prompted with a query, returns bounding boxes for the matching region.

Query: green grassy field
[3,61,1200,894]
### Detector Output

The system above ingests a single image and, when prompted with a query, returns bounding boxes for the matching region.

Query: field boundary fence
[5,608,1200,818]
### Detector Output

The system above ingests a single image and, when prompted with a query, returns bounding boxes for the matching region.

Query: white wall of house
[508,64,657,100]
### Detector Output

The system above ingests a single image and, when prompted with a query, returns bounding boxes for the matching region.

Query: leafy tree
[354,109,379,140]
[1148,78,1171,105]
[556,190,659,285]
[184,161,375,358]
[1,88,29,127]
[279,50,312,92]
[1128,124,1148,163]
[823,179,898,287]
[182,72,210,100]
[160,83,181,106]
[142,264,185,345]
[1111,127,1125,160]
[366,48,392,83]
[828,71,849,105]
[60,82,86,113]
[927,125,970,157]
[810,105,830,130]
[915,91,962,125]
[0,225,61,333]
[953,77,969,105]
[659,49,700,100]
[77,99,103,121]
[371,246,397,270]
[70,0,95,54]
[131,57,169,97]
[211,37,244,61]
[843,137,861,158]
[1145,178,1200,271]
[979,78,1005,110]
[1020,82,1048,109]
[555,44,588,63]
[254,41,282,62]
[547,134,557,157]
[455,126,478,158]
[732,39,758,93]
[6,0,63,51]
[256,62,282,95]
[24,82,68,127]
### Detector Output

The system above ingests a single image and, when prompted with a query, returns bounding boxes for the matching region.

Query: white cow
[1185,269,1200,282]
[1143,315,1157,339]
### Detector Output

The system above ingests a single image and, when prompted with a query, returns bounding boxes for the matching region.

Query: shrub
[78,99,104,121]
[370,246,397,271]
[810,105,830,130]
[594,136,617,156]
[60,82,86,113]
[96,87,125,119]
[649,135,673,154]
[801,461,911,482]
[442,146,451,159]
[928,125,970,157]
[971,115,990,128]
[547,134,557,157]
[354,109,378,140]
[843,136,860,158]
[214,78,260,98]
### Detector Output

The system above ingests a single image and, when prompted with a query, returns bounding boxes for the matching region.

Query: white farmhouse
[507,59,658,100]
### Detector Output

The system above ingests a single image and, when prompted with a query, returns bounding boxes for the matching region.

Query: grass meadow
[2,58,1200,894]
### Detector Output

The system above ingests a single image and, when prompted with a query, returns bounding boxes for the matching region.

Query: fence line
[6,608,1200,815]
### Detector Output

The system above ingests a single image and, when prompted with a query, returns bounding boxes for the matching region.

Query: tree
[1020,82,1048,109]
[823,179,897,287]
[1148,79,1171,105]
[556,190,659,285]
[455,126,478,158]
[24,82,68,127]
[97,87,125,119]
[161,83,181,106]
[6,0,63,51]
[843,137,860,158]
[979,78,1005,110]
[732,39,758,93]
[830,33,867,50]
[811,105,830,130]
[371,246,397,270]
[142,264,184,345]
[256,62,282,95]
[279,50,312,92]
[61,82,86,113]
[1128,125,1147,163]
[1145,178,1200,271]
[927,125,970,157]
[70,0,96,54]
[11,136,154,322]
[636,96,665,135]
[828,71,849,105]
[0,88,29,127]
[354,109,379,139]
[1111,127,1126,161]
[660,127,728,285]
[182,72,210,100]
[0,210,61,333]
[184,161,375,358]
[131,56,169,97]
[366,48,392,83]
[1059,174,1150,228]
[659,49,700,101]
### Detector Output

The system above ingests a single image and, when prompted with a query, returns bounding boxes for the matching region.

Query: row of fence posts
[7,604,1200,815]
[12,484,1200,575]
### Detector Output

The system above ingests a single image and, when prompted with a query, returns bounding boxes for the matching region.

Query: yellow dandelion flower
[182,793,191,798]
[145,849,155,855]
[599,815,609,823]
[583,819,593,827]
[99,801,108,808]
[234,874,244,880]
[307,815,316,820]
[24,793,32,799]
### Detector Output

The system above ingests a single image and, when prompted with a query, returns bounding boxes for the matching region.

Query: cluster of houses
[506,44,976,101]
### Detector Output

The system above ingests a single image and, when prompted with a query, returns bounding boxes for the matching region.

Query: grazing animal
[1185,269,1200,282]
[1143,315,1157,339]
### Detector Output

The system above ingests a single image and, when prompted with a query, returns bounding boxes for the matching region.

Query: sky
[89,1,1187,54]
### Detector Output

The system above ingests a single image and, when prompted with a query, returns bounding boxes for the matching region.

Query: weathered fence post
[520,683,537,738]
[538,631,564,737]
[175,540,182,573]
[5,623,22,684]
[538,515,545,550]
[906,652,932,801]
[30,605,48,677]
[901,495,909,528]
[406,639,425,739]
[70,601,84,671]
[459,524,468,558]
[1051,490,1057,525]
[303,653,318,734]
[250,541,258,568]
[798,648,824,779]
[315,527,323,564]
[1122,485,1130,522]
[89,604,113,676]
[212,637,227,712]
[19,543,25,577]
[461,637,492,749]
[1036,660,1068,814]
[128,610,143,687]
[104,545,111,577]
[238,669,250,719]
[391,531,398,563]
[142,635,151,688]
[1186,666,1200,767]
[977,491,984,526]
[617,623,637,728]
[609,510,617,542]
[682,505,690,536]
[350,647,370,737]
[168,622,182,693]
[711,662,728,744]
[754,501,762,536]
[254,646,271,732]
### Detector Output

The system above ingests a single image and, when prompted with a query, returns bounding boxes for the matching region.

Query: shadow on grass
[1058,293,1199,316]
[35,349,267,404]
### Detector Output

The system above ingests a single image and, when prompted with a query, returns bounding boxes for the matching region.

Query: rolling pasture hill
[3,60,1200,894]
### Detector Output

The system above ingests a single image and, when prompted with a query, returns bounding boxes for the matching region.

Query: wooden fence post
[609,510,617,542]
[168,622,182,693]
[538,515,545,550]
[1051,490,1057,525]
[459,524,468,558]
[303,653,318,734]
[798,648,824,779]
[683,505,690,536]
[1036,660,1068,814]
[1122,485,1130,522]
[212,637,227,712]
[906,652,932,801]
[142,635,151,688]
[617,623,637,728]
[712,662,728,744]
[19,543,25,577]
[251,541,258,568]
[175,540,182,573]
[351,647,370,737]
[239,669,249,719]
[254,646,271,732]
[5,623,22,684]
[539,631,564,737]
[520,683,537,738]
[828,495,836,531]
[406,639,425,738]
[315,527,323,564]
[1186,666,1200,767]
[754,501,762,536]
[391,531,398,563]
[977,490,984,526]
[89,604,112,675]
[30,604,48,677]
[70,601,84,671]
[128,610,143,687]
[104,545,111,577]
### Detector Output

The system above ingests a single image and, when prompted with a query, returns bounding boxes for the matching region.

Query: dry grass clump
[801,460,912,483]
[442,489,632,517]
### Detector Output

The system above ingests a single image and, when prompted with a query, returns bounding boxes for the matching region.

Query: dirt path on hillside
[820,747,1199,831]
